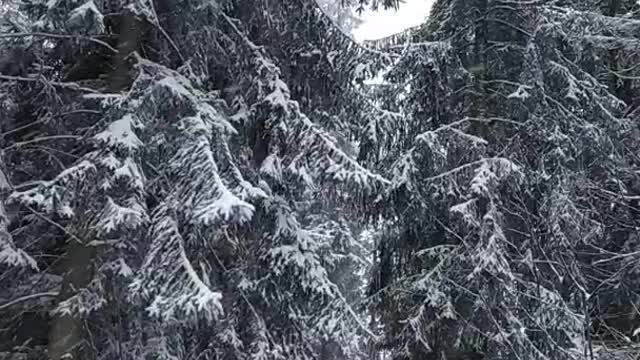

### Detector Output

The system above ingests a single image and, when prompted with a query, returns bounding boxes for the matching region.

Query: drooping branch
[0,32,118,54]
[0,74,100,93]
[0,292,59,311]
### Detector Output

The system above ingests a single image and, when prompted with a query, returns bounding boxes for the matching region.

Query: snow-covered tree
[0,0,390,359]
[363,0,640,359]
[317,0,364,35]
[3,0,640,359]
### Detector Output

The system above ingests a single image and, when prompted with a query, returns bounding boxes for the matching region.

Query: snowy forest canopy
[1,0,640,360]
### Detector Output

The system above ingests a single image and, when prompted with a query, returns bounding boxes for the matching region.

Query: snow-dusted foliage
[362,0,640,359]
[2,0,640,359]
[316,0,363,35]
[0,156,37,269]
[0,0,388,359]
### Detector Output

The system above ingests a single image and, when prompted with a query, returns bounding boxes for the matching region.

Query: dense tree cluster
[0,0,639,360]
[363,0,640,359]
[0,0,387,359]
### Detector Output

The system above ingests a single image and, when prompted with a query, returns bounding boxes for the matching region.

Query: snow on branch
[170,124,255,225]
[249,49,391,191]
[93,114,144,151]
[131,207,224,323]
[295,112,391,188]
[0,202,37,269]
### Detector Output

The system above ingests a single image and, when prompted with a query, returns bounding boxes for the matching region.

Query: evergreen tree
[3,1,640,360]
[364,0,640,359]
[0,1,388,359]
[317,0,364,35]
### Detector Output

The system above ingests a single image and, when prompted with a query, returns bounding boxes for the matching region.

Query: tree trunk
[47,10,143,360]
[47,238,95,360]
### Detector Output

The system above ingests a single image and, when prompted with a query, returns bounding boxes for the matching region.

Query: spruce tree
[0,1,388,359]
[364,0,640,359]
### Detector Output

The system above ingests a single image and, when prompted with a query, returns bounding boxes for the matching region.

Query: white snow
[230,101,249,123]
[68,0,105,33]
[195,190,255,224]
[470,158,521,196]
[270,244,333,295]
[116,258,133,277]
[352,0,434,42]
[0,167,9,190]
[99,152,120,170]
[449,128,488,146]
[507,85,531,100]
[113,157,145,191]
[157,76,192,99]
[55,160,95,183]
[141,216,225,322]
[237,180,268,200]
[179,243,224,317]
[260,154,283,181]
[265,78,290,109]
[54,287,106,316]
[450,199,479,227]
[198,103,238,135]
[94,114,143,150]
[0,243,38,269]
[470,161,498,196]
[354,62,370,79]
[46,0,59,10]
[8,162,95,217]
[97,197,146,234]
[299,49,322,57]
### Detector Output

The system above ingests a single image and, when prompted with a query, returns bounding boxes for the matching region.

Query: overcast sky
[353,0,434,41]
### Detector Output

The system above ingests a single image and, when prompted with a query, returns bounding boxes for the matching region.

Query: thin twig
[0,32,118,54]
[0,291,59,311]
[0,74,99,93]
[23,204,84,244]
[3,135,83,151]
[144,0,184,63]
[0,119,45,137]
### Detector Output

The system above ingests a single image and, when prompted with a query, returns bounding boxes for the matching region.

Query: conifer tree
[0,1,388,359]
[363,0,640,359]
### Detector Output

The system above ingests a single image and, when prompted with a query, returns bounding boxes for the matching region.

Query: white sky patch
[353,0,434,42]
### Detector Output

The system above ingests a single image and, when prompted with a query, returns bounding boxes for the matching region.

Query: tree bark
[47,238,95,360]
[47,10,143,360]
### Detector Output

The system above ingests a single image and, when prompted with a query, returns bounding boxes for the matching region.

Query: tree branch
[0,74,100,93]
[0,291,59,312]
[0,32,118,54]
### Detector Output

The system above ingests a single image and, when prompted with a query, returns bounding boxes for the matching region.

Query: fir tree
[0,1,387,359]
[364,0,640,359]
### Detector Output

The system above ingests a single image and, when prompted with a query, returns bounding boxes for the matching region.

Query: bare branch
[0,74,100,93]
[3,135,83,151]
